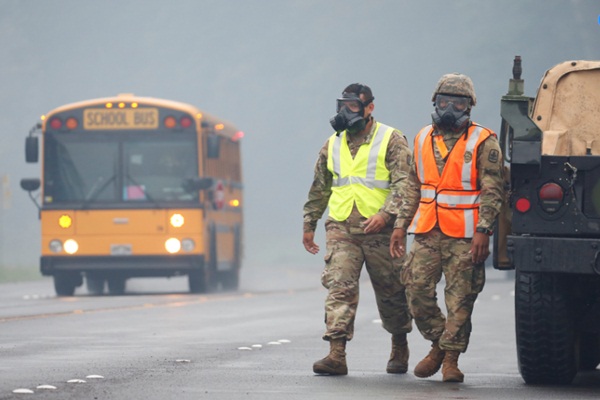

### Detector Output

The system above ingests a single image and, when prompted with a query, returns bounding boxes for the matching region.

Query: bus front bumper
[40,255,205,277]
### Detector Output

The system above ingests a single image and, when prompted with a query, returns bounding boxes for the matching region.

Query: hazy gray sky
[0,0,598,272]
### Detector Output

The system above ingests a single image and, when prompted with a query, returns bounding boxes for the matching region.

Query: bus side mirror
[25,136,39,163]
[207,134,220,159]
[182,177,214,192]
[20,178,41,192]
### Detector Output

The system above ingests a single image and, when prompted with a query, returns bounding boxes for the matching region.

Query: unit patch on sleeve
[488,149,499,163]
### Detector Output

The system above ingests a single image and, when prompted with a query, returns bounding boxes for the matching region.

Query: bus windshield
[43,131,199,205]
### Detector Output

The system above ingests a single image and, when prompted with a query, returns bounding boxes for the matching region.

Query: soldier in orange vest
[390,73,505,383]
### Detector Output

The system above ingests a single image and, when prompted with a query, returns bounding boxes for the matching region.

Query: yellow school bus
[20,94,244,296]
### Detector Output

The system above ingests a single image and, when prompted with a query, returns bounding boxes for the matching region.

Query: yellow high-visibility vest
[326,122,394,221]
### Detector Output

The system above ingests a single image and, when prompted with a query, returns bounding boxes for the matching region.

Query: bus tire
[221,225,241,291]
[207,224,219,291]
[54,272,79,296]
[189,268,208,293]
[107,277,126,295]
[579,332,600,370]
[86,273,105,295]
[221,269,239,291]
[515,269,577,384]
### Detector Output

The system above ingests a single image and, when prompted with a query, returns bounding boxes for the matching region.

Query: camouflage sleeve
[303,139,332,232]
[379,130,413,224]
[394,156,421,230]
[477,133,505,230]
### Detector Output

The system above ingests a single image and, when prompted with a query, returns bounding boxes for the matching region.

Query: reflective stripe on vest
[327,122,394,221]
[408,124,491,238]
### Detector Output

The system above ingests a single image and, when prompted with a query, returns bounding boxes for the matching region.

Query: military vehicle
[495,56,600,384]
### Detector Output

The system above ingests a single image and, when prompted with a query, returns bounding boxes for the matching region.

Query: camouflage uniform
[395,124,504,352]
[304,119,413,341]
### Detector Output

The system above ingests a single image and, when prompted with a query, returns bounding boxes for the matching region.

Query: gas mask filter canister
[329,94,371,134]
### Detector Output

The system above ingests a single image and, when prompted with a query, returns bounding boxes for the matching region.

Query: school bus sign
[83,108,159,130]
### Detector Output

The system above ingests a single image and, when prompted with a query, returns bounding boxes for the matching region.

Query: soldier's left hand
[470,232,490,264]
[363,214,385,234]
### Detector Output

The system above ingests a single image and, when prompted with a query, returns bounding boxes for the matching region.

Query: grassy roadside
[0,265,42,283]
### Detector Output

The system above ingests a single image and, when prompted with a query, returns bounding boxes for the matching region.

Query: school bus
[20,94,244,296]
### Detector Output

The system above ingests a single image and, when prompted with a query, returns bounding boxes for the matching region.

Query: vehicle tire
[54,273,78,296]
[206,224,219,291]
[188,268,208,293]
[220,269,239,291]
[107,277,126,295]
[579,332,600,371]
[86,273,105,295]
[515,270,577,384]
[220,225,241,291]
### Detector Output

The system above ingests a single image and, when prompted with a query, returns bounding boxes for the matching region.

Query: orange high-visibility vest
[408,123,493,238]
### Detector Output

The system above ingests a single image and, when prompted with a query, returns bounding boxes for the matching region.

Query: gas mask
[431,94,471,132]
[329,93,372,134]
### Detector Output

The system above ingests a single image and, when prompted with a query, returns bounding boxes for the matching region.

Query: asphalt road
[1,265,600,399]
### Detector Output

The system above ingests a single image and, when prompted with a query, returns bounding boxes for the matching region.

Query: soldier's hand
[363,214,385,234]
[470,232,490,264]
[303,231,320,254]
[390,228,407,258]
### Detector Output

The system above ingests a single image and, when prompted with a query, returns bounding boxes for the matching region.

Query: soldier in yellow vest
[303,83,412,375]
[390,74,505,382]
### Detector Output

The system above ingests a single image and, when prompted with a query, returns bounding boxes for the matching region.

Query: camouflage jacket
[303,119,412,233]
[394,122,504,232]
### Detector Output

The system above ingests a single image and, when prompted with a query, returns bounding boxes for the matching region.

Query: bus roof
[42,94,241,139]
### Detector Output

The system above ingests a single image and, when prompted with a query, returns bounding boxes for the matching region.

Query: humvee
[495,56,600,384]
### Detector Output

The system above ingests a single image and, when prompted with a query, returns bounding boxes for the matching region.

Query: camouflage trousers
[320,219,412,341]
[401,229,485,352]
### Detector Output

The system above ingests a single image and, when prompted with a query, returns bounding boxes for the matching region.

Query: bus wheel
[220,269,239,291]
[207,225,219,291]
[189,269,208,293]
[86,273,105,295]
[54,272,80,296]
[107,277,126,295]
[220,224,241,291]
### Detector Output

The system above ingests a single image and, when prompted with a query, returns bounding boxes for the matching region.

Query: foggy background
[0,0,598,279]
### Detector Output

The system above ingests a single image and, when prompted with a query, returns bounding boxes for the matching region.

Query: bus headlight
[49,240,63,253]
[170,213,184,228]
[165,238,181,254]
[64,239,79,254]
[181,238,195,252]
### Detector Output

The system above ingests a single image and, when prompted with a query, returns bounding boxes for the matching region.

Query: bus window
[44,135,118,203]
[124,137,198,202]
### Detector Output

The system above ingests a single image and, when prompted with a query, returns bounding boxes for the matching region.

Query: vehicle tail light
[515,197,531,213]
[538,182,564,213]
[232,131,244,142]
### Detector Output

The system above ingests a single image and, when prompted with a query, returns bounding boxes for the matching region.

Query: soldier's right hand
[303,231,320,254]
[390,228,407,258]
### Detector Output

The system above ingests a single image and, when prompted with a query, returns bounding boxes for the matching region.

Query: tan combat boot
[442,350,464,382]
[313,339,348,375]
[413,341,445,378]
[386,334,409,374]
